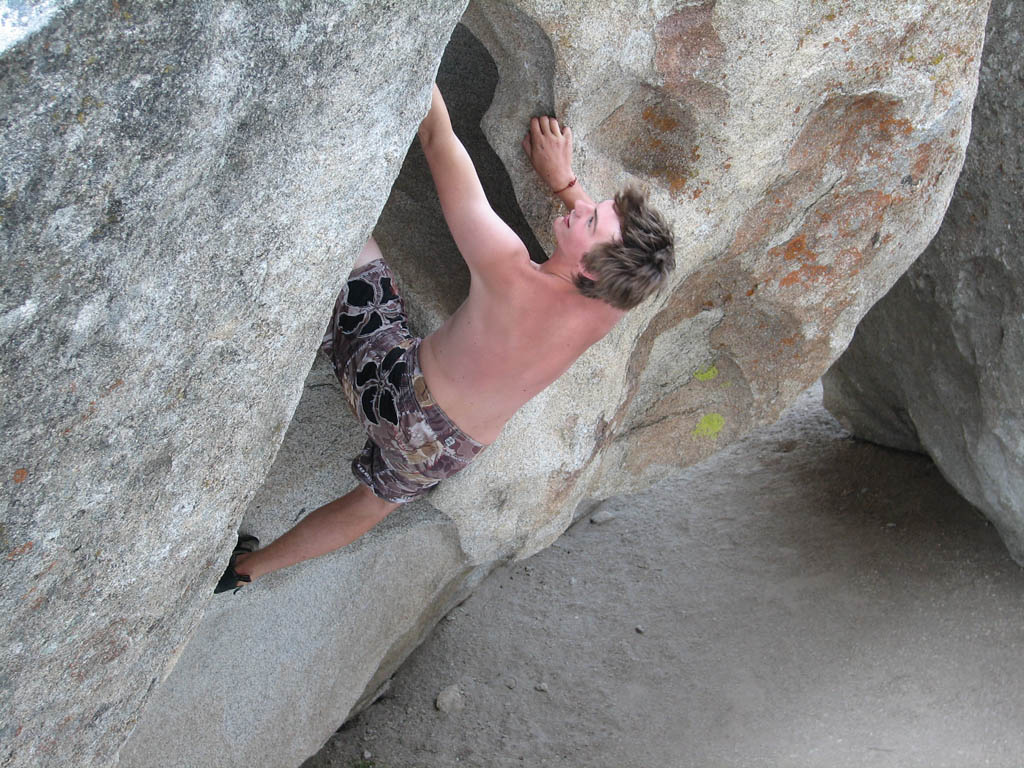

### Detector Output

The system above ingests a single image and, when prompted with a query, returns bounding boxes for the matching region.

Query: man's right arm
[419,84,527,281]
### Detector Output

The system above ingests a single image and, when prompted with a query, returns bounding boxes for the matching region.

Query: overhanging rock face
[439,0,991,561]
[0,2,467,766]
[823,0,1024,565]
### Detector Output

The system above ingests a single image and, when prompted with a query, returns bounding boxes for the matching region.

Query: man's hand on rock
[523,116,593,210]
[523,116,575,193]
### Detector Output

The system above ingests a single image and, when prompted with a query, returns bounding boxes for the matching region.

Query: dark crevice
[436,23,546,263]
[375,22,545,294]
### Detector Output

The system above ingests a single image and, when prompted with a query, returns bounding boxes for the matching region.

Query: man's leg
[232,483,400,582]
[228,237,396,586]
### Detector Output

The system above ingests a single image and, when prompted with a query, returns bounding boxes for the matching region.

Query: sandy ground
[303,384,1024,768]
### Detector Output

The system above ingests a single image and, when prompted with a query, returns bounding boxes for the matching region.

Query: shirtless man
[216,84,674,592]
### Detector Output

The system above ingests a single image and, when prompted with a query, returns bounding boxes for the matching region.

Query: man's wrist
[552,175,577,194]
[556,181,593,210]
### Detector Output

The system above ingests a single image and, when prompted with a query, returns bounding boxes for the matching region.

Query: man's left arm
[419,84,527,281]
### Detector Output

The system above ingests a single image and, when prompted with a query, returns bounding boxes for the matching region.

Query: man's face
[553,199,621,264]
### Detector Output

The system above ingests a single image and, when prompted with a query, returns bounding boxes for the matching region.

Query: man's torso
[419,249,624,445]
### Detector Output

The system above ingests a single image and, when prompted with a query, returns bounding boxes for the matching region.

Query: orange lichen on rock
[771,235,832,289]
[835,190,893,237]
[780,235,813,261]
[654,1,724,81]
[642,106,679,133]
[788,93,909,173]
[664,171,690,195]
[728,89,923,303]
[654,1,728,114]
[7,541,34,560]
[780,262,831,288]
[592,87,699,200]
[879,115,914,137]
[913,139,958,181]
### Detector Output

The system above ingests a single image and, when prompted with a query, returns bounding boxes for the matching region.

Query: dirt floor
[303,384,1024,768]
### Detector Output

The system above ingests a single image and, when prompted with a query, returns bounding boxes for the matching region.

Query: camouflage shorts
[321,259,485,503]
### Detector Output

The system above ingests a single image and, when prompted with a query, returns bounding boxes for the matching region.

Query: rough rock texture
[120,28,508,768]
[123,5,989,767]
[0,2,466,766]
[3,1,994,766]
[823,0,1024,564]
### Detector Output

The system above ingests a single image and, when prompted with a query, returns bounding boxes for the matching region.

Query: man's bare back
[420,247,624,445]
[417,90,626,444]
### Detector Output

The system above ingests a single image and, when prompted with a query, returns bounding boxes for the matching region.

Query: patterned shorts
[321,259,485,503]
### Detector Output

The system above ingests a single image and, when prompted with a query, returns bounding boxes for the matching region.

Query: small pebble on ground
[434,684,463,713]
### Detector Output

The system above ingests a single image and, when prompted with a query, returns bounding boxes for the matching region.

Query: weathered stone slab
[121,25,506,767]
[0,2,466,766]
[823,0,1024,564]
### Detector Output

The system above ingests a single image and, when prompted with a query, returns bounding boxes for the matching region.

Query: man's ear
[578,253,598,281]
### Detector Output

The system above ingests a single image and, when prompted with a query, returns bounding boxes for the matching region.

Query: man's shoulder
[465,241,534,284]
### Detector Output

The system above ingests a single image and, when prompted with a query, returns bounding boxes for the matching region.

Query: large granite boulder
[121,27,523,767]
[0,2,467,766]
[123,3,988,766]
[443,0,990,559]
[823,0,1024,564]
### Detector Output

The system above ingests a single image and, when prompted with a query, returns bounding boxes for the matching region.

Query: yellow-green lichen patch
[694,364,718,382]
[692,412,725,438]
[70,95,106,126]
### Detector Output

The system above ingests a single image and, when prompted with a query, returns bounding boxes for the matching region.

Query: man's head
[570,187,675,310]
[551,188,675,310]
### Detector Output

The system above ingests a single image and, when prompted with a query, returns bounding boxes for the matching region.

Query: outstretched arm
[522,116,594,210]
[418,84,527,279]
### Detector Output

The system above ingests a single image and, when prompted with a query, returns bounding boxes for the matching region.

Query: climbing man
[216,83,675,592]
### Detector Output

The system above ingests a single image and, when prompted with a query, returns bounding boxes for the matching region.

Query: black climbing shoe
[214,534,260,594]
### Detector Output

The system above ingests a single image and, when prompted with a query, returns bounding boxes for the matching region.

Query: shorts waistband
[407,341,485,451]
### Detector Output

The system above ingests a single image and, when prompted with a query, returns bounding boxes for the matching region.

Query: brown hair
[573,187,675,310]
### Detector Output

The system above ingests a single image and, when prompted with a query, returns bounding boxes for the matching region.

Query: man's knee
[355,480,401,515]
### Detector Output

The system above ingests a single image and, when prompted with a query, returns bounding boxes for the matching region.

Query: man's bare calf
[232,484,400,583]
[225,236,396,587]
